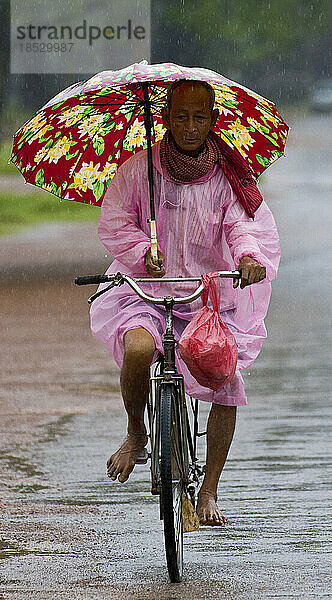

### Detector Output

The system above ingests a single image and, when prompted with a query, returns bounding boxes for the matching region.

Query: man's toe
[198,510,208,525]
[219,511,227,525]
[118,461,134,483]
[107,454,116,469]
[212,512,226,526]
[108,460,121,480]
[109,468,118,480]
[107,461,115,475]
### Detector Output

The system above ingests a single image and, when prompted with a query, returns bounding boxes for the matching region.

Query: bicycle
[75,270,241,582]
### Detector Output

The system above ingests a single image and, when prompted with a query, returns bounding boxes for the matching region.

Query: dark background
[0,0,331,142]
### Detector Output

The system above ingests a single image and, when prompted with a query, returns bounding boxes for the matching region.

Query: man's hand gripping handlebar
[74,271,241,305]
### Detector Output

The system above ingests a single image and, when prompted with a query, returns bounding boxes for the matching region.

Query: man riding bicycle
[90,79,280,526]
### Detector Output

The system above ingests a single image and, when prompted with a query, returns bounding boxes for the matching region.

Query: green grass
[0,139,17,175]
[0,135,100,235]
[0,190,99,236]
[0,136,99,235]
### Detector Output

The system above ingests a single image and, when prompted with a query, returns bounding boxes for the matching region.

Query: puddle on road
[12,483,49,493]
[37,413,76,444]
[66,382,120,395]
[0,540,29,560]
[0,453,43,478]
[0,539,75,560]
[0,415,79,496]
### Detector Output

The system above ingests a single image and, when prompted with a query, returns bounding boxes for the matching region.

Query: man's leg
[196,404,236,525]
[107,328,155,483]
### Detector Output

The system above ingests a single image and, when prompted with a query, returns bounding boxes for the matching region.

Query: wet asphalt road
[0,114,331,599]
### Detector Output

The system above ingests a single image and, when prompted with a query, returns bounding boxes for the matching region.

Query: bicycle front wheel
[160,382,188,583]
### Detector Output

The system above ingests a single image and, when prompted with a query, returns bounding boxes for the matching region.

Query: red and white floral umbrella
[10,60,289,208]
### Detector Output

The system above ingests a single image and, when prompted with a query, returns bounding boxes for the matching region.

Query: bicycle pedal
[135,448,149,464]
[182,493,200,532]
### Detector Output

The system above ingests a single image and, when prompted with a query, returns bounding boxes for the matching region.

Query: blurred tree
[1,0,331,143]
[152,0,332,103]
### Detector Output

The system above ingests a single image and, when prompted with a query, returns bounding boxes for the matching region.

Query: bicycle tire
[148,361,162,497]
[160,382,187,583]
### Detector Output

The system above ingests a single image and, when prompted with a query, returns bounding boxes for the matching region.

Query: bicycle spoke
[173,483,182,528]
[171,404,185,478]
[149,371,162,494]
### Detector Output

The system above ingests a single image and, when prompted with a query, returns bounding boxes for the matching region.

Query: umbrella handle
[150,219,159,265]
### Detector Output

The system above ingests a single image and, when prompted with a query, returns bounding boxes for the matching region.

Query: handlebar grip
[75,274,110,286]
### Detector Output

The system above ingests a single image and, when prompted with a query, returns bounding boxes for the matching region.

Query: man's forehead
[170,83,211,108]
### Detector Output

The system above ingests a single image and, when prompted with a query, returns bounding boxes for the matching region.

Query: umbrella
[10,60,289,263]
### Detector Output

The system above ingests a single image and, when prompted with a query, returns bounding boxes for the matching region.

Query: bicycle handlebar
[75,271,241,306]
[75,274,110,286]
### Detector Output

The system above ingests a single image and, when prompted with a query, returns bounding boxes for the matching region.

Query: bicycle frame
[146,294,203,502]
[147,295,192,498]
[75,269,242,496]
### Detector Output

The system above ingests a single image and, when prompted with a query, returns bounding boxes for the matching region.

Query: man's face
[162,83,218,155]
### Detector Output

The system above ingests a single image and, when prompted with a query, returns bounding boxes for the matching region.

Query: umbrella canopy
[10,61,289,208]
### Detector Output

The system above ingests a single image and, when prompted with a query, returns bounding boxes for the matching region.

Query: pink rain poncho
[90,141,280,406]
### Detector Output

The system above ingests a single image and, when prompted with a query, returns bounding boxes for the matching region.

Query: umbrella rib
[84,84,145,106]
[21,91,154,194]
[86,83,283,125]
[61,101,140,202]
[45,88,141,116]
[149,87,168,112]
[17,84,166,184]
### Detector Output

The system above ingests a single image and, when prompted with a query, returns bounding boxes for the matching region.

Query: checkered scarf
[160,130,263,218]
[160,130,225,184]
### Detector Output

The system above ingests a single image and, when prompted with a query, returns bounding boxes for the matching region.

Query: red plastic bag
[179,272,238,391]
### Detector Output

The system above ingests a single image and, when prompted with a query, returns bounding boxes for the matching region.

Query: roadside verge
[0,221,111,284]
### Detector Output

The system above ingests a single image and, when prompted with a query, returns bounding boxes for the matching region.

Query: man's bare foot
[196,490,227,526]
[107,431,148,483]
